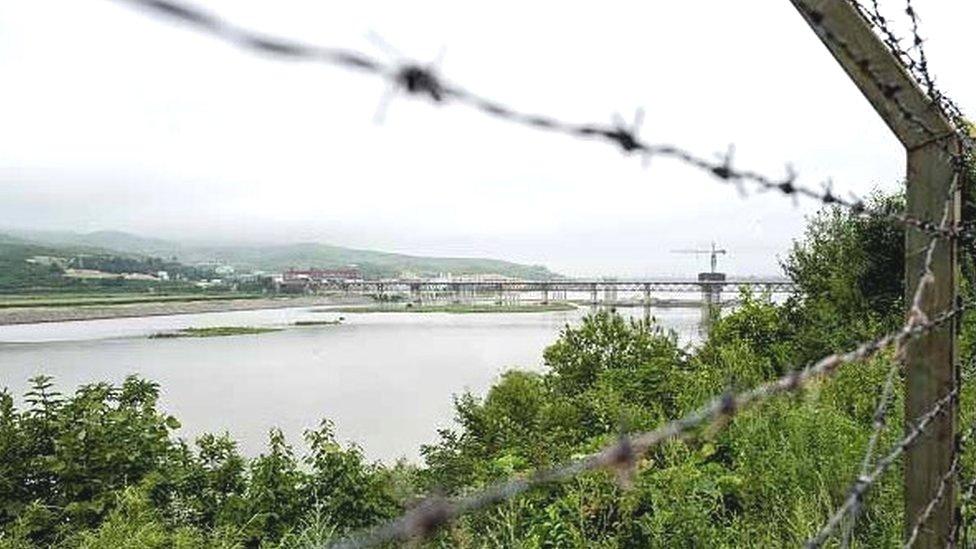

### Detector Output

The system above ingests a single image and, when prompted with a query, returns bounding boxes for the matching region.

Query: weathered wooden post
[789,1,959,545]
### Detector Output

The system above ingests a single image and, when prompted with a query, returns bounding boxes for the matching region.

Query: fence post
[788,1,959,546]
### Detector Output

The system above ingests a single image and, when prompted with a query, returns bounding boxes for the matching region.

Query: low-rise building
[278,266,363,293]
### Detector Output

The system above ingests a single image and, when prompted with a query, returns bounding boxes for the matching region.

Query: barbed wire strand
[818,174,957,548]
[903,413,976,548]
[955,452,976,546]
[805,386,960,548]
[844,8,976,541]
[847,0,975,154]
[108,1,976,545]
[839,357,901,548]
[812,0,976,206]
[329,298,968,548]
[947,348,976,547]
[115,0,968,242]
[791,1,946,147]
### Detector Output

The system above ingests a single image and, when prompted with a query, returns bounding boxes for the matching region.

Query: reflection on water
[0,305,701,462]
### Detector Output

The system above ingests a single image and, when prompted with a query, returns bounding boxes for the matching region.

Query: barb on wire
[949,356,976,547]
[903,0,933,91]
[793,1,945,144]
[806,386,960,548]
[848,0,974,154]
[957,454,976,546]
[819,177,957,547]
[117,0,967,242]
[904,413,976,547]
[330,299,968,548]
[839,356,901,548]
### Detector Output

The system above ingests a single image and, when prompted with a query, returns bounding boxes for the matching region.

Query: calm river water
[0,305,701,462]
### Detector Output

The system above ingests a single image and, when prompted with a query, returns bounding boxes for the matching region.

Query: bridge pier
[603,281,617,308]
[698,272,725,336]
[590,284,598,306]
[643,283,651,324]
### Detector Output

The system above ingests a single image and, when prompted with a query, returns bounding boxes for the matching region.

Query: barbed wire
[897,0,972,147]
[903,413,976,548]
[839,356,901,548]
[805,385,960,548]
[847,0,974,153]
[849,0,934,99]
[827,7,976,540]
[792,1,947,145]
[838,182,953,546]
[948,350,976,547]
[109,1,975,545]
[956,452,976,546]
[330,297,968,548]
[804,177,956,547]
[115,0,970,242]
[902,0,934,93]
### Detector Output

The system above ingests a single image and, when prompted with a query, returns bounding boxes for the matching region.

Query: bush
[0,378,400,547]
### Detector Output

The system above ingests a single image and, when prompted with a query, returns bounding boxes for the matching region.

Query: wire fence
[837,174,958,547]
[337,299,969,549]
[118,0,971,241]
[108,0,975,546]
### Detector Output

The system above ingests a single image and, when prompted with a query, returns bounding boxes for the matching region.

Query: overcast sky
[1,1,973,277]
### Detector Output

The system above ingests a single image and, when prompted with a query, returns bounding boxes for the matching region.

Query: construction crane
[671,242,727,274]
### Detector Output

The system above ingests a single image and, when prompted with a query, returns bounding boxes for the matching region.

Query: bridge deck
[329,280,795,293]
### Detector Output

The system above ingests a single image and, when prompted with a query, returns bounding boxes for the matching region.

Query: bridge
[325,277,795,309]
[322,277,795,335]
[335,278,793,294]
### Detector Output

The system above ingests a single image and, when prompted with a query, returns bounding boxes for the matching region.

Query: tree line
[3,192,975,547]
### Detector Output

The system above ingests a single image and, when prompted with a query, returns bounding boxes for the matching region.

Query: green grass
[0,293,263,309]
[328,302,578,314]
[148,326,282,339]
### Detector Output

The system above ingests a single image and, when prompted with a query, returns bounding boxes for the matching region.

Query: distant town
[24,252,523,293]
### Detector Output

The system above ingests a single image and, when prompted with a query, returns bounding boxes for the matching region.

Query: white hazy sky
[1,0,973,277]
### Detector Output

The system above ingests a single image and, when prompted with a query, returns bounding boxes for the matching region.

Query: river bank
[0,295,366,326]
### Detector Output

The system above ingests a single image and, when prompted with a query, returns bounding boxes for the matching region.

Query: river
[0,304,702,463]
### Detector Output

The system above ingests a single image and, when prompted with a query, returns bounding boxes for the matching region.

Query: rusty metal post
[789,1,959,545]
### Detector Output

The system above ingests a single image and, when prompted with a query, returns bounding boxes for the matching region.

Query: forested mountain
[0,229,558,280]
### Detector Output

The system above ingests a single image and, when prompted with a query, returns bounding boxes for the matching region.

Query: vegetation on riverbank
[148,326,282,339]
[293,319,342,326]
[0,237,260,294]
[328,302,578,314]
[4,192,976,547]
[0,293,263,310]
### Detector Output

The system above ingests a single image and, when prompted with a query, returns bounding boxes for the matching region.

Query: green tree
[782,192,905,361]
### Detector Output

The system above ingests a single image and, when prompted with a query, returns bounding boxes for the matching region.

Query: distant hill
[1,229,559,280]
[0,239,115,291]
[4,229,173,256]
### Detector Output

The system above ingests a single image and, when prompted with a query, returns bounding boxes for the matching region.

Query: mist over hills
[0,228,559,280]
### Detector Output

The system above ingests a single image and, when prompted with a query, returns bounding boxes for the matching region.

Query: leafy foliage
[781,192,905,361]
[0,379,398,548]
[6,190,976,547]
